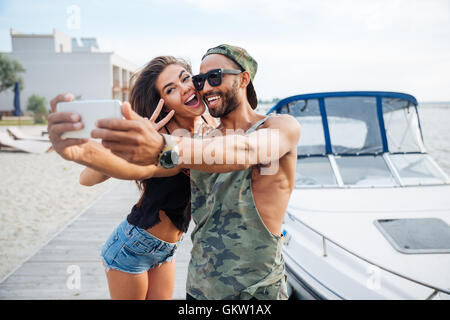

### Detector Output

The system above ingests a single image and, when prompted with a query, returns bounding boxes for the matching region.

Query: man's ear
[239,71,251,88]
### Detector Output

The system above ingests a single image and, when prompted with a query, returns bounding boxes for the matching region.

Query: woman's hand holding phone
[47,93,90,161]
[93,99,174,165]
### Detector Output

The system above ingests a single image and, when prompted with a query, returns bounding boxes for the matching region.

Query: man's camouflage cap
[202,44,258,109]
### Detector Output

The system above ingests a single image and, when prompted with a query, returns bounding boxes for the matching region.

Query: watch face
[160,150,179,168]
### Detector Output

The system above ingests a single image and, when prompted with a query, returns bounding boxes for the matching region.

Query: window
[325,97,383,154]
[335,156,397,186]
[382,98,425,153]
[296,157,338,187]
[279,99,326,155]
[389,154,447,185]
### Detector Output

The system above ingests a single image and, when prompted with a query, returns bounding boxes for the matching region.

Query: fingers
[48,122,84,142]
[47,112,82,145]
[122,102,143,121]
[149,99,165,122]
[91,127,142,144]
[95,118,145,132]
[47,111,80,125]
[50,93,73,113]
[154,110,175,130]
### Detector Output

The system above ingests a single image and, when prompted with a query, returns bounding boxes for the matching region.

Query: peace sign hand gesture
[144,98,175,131]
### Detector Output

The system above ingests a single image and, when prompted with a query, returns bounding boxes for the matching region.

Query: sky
[1,0,450,102]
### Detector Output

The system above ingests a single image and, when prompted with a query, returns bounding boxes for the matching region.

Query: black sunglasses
[192,68,242,91]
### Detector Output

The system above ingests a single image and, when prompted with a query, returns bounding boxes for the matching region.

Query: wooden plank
[0,261,108,299]
[173,225,193,299]
[0,180,193,300]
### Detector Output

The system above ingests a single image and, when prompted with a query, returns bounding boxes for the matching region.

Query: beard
[206,79,241,118]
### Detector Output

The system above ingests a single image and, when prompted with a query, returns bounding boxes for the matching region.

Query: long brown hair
[129,56,192,207]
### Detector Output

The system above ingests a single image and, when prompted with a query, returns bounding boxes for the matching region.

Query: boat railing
[285,213,450,296]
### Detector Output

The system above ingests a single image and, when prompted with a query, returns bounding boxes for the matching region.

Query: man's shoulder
[261,113,300,132]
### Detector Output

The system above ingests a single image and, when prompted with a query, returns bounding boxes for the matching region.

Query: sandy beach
[0,126,117,281]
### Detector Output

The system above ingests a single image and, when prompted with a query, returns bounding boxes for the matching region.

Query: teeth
[186,94,195,103]
[207,96,220,102]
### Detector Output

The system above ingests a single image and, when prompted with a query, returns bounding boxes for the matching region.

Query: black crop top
[126,169,191,233]
[126,116,211,233]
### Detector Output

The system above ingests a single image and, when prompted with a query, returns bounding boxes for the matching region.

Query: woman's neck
[171,115,202,134]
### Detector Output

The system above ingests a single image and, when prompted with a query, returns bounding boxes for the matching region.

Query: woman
[78,56,216,299]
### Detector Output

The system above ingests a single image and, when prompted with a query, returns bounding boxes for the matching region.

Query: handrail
[298,151,428,158]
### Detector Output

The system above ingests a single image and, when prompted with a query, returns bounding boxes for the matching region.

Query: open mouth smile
[204,94,221,108]
[184,93,201,108]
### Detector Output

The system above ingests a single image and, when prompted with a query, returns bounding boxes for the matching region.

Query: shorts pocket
[124,238,158,255]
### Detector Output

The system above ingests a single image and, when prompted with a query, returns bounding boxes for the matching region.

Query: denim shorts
[100,219,183,274]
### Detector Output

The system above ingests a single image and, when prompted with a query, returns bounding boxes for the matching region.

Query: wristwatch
[157,134,180,169]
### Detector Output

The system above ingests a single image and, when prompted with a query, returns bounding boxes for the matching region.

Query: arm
[48,94,178,180]
[79,157,181,187]
[93,104,300,172]
[175,115,301,173]
[79,167,110,186]
[77,140,180,180]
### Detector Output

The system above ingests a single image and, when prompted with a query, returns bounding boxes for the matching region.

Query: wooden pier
[0,180,192,300]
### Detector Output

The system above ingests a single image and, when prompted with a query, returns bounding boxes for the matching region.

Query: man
[48,45,300,300]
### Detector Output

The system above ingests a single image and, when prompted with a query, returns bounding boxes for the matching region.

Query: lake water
[418,103,450,176]
[256,102,450,176]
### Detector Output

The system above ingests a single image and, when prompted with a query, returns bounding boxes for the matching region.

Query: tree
[0,53,25,93]
[27,94,48,124]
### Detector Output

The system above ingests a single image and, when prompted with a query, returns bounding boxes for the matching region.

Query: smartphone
[57,100,122,139]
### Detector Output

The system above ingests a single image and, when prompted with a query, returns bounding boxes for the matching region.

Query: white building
[0,29,138,112]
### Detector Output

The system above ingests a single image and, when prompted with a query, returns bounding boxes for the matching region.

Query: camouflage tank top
[186,116,288,300]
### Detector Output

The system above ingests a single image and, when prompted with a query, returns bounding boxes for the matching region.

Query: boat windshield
[296,157,338,186]
[382,98,425,153]
[277,96,425,156]
[326,97,383,154]
[295,155,448,188]
[272,93,449,188]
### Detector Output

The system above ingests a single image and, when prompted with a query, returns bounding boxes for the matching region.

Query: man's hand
[47,93,89,161]
[92,99,172,166]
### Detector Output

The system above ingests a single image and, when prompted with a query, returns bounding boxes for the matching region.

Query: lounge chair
[0,131,51,154]
[6,126,50,142]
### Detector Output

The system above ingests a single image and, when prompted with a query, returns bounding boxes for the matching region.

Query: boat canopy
[268,91,424,156]
[267,92,449,188]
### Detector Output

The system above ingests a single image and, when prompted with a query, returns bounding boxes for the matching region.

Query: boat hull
[282,185,450,300]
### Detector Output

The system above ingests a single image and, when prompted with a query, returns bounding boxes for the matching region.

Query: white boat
[267,91,450,300]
